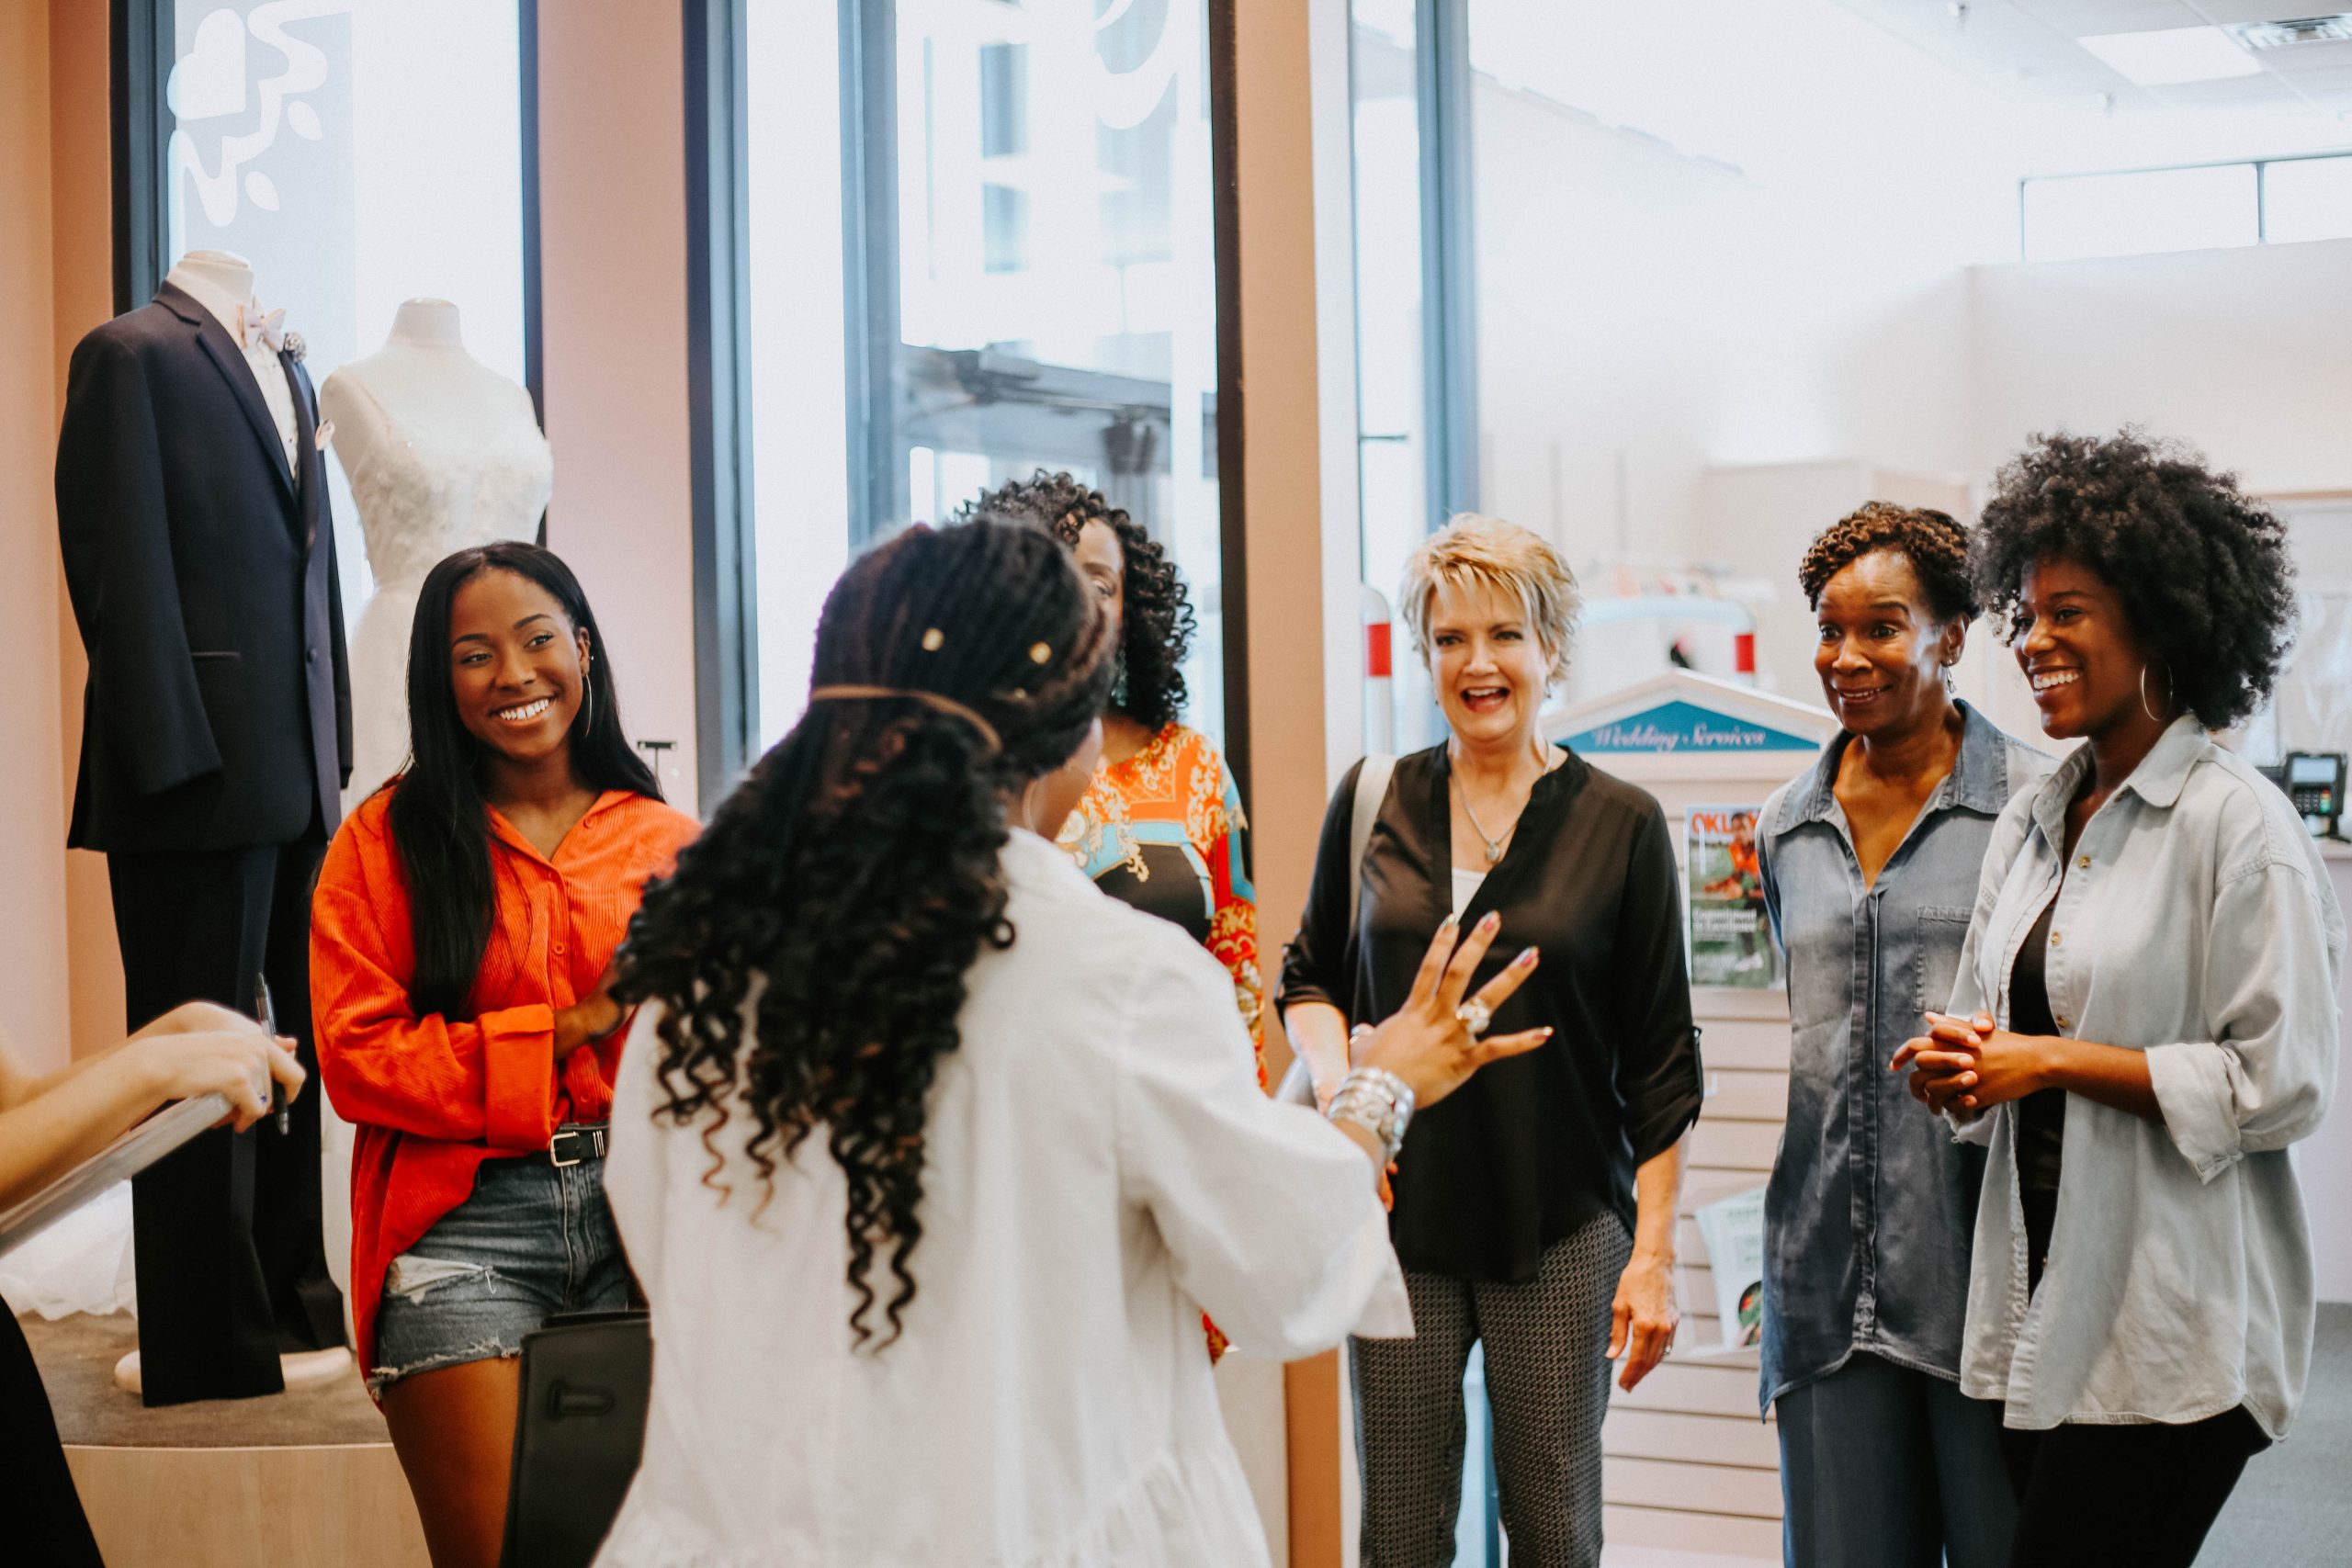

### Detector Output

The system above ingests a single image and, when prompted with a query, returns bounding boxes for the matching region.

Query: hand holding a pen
[128,1001,306,1134]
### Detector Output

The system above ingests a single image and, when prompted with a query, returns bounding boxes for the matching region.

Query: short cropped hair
[1398,513,1580,686]
[1974,430,2295,731]
[1799,501,1979,624]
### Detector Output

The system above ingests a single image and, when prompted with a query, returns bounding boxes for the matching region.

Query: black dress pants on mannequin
[108,828,345,1407]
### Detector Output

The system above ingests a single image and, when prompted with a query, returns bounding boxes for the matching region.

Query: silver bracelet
[1325,1066,1417,1165]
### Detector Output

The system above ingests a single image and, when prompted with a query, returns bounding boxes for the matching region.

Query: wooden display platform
[26,1312,428,1568]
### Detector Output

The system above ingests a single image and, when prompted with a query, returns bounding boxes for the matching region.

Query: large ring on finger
[1454,998,1493,1037]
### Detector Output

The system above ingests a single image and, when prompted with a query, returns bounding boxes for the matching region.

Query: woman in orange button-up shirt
[313,543,695,1568]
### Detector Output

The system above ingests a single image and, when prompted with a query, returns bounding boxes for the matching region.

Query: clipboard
[0,1093,230,1261]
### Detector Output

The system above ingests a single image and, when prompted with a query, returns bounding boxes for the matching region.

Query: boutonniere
[283,330,307,363]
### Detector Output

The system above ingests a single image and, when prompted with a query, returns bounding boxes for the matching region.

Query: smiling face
[2012,554,2155,742]
[447,569,591,770]
[1427,578,1554,750]
[1813,548,1964,741]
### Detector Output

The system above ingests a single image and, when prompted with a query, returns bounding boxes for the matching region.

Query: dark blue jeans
[1777,1349,2017,1568]
[368,1155,627,1392]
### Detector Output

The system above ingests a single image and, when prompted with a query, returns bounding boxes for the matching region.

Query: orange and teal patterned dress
[1058,722,1265,1359]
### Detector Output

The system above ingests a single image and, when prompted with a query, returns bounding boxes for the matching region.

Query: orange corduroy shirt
[311,786,698,1380]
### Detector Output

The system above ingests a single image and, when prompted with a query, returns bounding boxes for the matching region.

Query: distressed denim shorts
[368,1153,628,1393]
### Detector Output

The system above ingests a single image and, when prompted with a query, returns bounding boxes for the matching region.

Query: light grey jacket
[1948,716,2344,1438]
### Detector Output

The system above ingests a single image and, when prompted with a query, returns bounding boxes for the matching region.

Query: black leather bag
[499,1309,652,1568]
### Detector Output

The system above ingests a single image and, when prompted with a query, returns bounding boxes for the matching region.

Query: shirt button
[306,646,318,665]
[2050,931,2064,947]
[2076,854,2090,870]
[552,942,567,955]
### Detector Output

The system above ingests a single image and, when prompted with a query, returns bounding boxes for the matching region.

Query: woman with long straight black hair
[312,542,697,1568]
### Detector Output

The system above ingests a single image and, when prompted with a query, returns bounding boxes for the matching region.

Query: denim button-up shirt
[1948,716,2343,1438]
[1755,703,2048,1412]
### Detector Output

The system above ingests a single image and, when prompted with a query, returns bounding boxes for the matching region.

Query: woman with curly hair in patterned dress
[962,474,1263,1356]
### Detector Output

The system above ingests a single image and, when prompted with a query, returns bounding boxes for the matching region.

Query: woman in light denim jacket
[1757,503,2043,1568]
[1900,432,2342,1568]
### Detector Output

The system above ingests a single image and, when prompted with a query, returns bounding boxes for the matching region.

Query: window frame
[688,0,1260,814]
[2018,148,2352,264]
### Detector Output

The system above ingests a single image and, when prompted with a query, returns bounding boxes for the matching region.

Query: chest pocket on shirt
[1911,905,1977,1021]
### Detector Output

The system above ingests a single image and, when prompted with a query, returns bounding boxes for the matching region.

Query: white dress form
[321,299,553,815]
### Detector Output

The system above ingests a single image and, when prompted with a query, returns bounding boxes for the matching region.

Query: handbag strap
[1348,753,1396,938]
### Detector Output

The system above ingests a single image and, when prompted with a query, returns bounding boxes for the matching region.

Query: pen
[255,973,290,1135]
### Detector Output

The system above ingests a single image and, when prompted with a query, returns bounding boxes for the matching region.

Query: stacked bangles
[1324,1066,1416,1165]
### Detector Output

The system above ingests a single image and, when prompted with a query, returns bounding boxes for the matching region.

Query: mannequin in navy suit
[56,251,351,1405]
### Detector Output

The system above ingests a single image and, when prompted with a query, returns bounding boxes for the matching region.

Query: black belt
[548,1122,610,1168]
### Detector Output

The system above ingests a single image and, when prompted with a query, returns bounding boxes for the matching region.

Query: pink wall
[0,2,74,1070]
[51,0,126,1059]
[536,3,703,809]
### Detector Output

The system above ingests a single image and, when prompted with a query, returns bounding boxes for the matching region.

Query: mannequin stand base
[23,1313,426,1568]
[111,1345,354,1397]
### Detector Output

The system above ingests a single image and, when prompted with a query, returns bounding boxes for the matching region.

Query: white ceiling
[1833,0,2352,117]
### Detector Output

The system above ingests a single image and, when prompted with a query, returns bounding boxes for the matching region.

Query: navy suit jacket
[57,283,352,854]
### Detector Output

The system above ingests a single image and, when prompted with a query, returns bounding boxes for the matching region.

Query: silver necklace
[1456,746,1559,864]
[1457,780,1521,865]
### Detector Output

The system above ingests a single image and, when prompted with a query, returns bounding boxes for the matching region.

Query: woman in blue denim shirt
[1757,504,2044,1568]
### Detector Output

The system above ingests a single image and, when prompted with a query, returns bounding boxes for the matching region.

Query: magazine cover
[1692,1185,1767,1351]
[1687,805,1776,987]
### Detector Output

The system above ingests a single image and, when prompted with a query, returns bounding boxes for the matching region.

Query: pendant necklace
[1458,744,1556,864]
[1458,782,1519,865]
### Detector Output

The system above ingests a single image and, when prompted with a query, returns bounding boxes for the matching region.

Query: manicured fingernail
[1441,911,1460,930]
[1513,946,1539,967]
[1477,911,1500,932]
[1539,1027,1555,1039]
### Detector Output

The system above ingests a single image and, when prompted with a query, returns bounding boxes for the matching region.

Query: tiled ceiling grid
[1833,1,2352,116]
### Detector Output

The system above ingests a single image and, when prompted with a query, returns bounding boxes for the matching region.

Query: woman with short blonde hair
[1396,513,1581,688]
[1283,513,1701,1567]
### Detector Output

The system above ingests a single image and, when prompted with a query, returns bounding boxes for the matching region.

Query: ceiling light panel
[2078,24,2266,79]
[2183,3,2350,23]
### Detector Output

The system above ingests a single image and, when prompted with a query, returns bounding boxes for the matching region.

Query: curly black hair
[1975,430,2296,730]
[1799,501,1979,625]
[956,471,1197,730]
[613,520,1113,1349]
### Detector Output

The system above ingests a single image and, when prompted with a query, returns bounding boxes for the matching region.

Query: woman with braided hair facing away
[962,473,1262,1361]
[595,517,1553,1568]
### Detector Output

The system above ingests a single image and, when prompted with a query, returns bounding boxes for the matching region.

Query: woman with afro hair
[1895,431,2343,1566]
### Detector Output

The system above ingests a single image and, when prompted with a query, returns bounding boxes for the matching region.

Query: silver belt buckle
[548,1124,607,1168]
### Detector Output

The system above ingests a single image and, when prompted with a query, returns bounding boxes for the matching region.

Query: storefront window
[741,0,1226,750]
[160,0,534,618]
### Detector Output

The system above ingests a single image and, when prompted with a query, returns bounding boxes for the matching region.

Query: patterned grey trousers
[1351,1211,1633,1568]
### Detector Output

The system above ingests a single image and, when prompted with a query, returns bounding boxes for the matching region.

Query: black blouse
[1279,745,1703,1282]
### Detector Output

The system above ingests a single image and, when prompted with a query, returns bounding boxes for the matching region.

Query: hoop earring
[2139,661,2173,724]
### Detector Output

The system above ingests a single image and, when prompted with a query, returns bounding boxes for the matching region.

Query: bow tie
[237,300,287,354]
